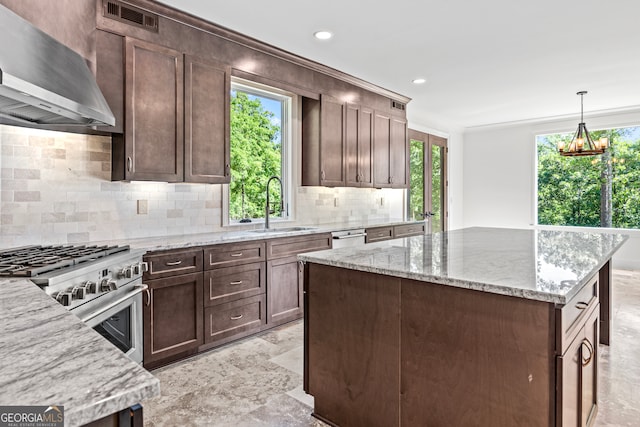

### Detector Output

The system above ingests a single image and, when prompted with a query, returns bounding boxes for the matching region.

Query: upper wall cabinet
[345,104,373,187]
[184,55,231,183]
[302,96,382,188]
[373,111,408,188]
[301,95,347,187]
[102,34,231,183]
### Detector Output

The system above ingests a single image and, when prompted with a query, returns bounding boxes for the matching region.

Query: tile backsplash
[0,125,404,247]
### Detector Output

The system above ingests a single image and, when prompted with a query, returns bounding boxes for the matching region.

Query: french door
[408,129,447,233]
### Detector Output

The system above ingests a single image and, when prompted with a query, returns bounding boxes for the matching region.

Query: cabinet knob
[321,170,326,180]
[127,156,133,172]
[389,176,394,184]
[225,164,230,176]
[581,338,594,366]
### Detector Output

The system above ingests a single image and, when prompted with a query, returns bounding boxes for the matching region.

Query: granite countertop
[0,278,160,427]
[96,219,422,252]
[298,226,629,305]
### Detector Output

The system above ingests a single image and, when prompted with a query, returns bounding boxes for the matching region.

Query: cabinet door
[320,95,346,186]
[373,112,392,187]
[124,38,184,182]
[390,115,408,187]
[345,103,361,187]
[581,308,599,427]
[359,107,374,187]
[557,306,599,427]
[267,256,303,326]
[184,55,231,183]
[143,272,203,368]
[346,104,373,188]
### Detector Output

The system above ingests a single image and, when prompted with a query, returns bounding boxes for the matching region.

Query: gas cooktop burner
[0,245,130,277]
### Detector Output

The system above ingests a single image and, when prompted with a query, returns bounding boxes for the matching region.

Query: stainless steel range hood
[0,5,115,127]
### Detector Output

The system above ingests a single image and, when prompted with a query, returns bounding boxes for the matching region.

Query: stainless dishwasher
[331,229,367,248]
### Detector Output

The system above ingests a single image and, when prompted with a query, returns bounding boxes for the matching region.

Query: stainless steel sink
[249,226,317,233]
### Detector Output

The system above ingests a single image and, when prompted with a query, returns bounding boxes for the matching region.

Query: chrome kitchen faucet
[265,176,283,230]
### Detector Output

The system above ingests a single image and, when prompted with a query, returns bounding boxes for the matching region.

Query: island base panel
[401,279,556,426]
[306,263,401,427]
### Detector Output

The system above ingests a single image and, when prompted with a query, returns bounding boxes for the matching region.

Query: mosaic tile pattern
[144,270,640,426]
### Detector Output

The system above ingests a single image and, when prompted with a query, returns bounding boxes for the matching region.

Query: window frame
[222,78,296,227]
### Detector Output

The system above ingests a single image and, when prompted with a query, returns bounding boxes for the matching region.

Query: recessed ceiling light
[314,31,333,40]
[412,78,427,84]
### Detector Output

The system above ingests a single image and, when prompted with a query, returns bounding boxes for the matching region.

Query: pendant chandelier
[558,91,608,157]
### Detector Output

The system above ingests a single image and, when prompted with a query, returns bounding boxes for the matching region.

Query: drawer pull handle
[230,281,243,285]
[581,338,594,366]
[575,301,589,310]
[165,260,183,266]
[230,314,243,320]
[230,253,243,257]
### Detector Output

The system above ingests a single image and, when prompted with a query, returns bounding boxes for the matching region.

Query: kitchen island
[299,227,628,427]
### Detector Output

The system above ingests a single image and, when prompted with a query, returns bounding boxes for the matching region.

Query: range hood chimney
[0,5,115,127]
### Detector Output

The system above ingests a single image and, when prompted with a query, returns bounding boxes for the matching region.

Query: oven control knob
[119,267,132,279]
[84,281,97,294]
[100,279,118,292]
[72,286,86,300]
[55,292,73,306]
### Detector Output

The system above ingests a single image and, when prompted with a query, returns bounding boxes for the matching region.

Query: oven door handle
[80,284,149,323]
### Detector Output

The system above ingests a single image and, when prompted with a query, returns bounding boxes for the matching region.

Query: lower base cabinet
[557,305,599,427]
[204,294,266,345]
[267,256,304,327]
[143,272,203,369]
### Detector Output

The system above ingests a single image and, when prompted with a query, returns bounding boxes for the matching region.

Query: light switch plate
[137,200,148,215]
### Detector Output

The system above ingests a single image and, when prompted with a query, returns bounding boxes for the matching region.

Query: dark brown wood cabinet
[266,233,331,327]
[302,95,346,186]
[143,248,204,369]
[345,104,373,187]
[266,256,304,326]
[114,37,184,182]
[143,271,203,369]
[373,112,408,188]
[365,225,394,243]
[393,223,425,238]
[365,223,426,243]
[105,35,231,183]
[202,240,267,348]
[184,55,231,183]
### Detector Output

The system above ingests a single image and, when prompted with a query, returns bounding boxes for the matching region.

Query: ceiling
[160,0,640,130]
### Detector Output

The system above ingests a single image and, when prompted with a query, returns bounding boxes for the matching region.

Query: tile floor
[144,270,640,426]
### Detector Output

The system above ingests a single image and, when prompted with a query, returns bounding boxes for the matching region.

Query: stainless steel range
[0,245,147,364]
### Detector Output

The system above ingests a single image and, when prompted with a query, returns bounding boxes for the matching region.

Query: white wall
[462,109,640,270]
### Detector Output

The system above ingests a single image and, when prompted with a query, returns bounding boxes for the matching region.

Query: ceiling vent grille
[391,100,406,111]
[103,0,158,32]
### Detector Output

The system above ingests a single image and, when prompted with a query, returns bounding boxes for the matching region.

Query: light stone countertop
[0,278,160,427]
[93,218,422,252]
[298,226,629,305]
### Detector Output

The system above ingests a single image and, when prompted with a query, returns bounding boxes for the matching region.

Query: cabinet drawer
[204,262,266,306]
[144,249,203,280]
[556,274,599,354]
[204,294,266,344]
[266,233,332,259]
[394,223,425,238]
[204,241,265,269]
[365,226,394,243]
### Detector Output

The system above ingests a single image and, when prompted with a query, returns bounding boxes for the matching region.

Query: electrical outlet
[137,200,148,215]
